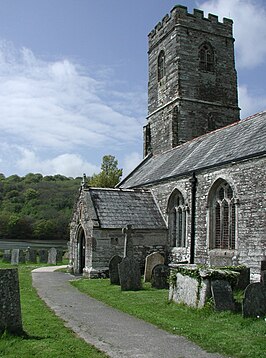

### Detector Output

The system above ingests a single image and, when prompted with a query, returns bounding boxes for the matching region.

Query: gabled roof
[118,111,266,188]
[84,188,166,230]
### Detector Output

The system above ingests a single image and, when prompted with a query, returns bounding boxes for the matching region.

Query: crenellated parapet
[148,5,233,50]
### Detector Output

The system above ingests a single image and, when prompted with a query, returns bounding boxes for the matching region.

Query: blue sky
[0,0,265,178]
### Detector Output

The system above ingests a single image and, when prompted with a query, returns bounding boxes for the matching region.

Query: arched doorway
[77,227,86,274]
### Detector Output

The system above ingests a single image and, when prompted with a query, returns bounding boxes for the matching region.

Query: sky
[0,0,265,179]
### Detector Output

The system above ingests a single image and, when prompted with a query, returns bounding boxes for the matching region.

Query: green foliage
[0,174,81,241]
[88,155,122,188]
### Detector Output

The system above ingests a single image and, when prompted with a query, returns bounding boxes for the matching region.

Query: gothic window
[209,180,236,250]
[168,189,187,247]
[158,50,165,81]
[199,43,214,72]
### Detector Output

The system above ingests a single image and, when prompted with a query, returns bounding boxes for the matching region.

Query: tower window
[209,180,236,250]
[158,50,165,81]
[199,43,214,72]
[168,189,187,247]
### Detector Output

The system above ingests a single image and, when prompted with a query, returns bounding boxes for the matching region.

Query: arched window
[158,50,165,81]
[199,43,214,72]
[209,180,236,250]
[168,189,187,247]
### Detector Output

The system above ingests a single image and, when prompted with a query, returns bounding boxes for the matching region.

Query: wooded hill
[0,173,81,242]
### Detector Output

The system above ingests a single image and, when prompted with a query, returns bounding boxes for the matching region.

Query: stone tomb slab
[242,282,266,318]
[211,280,235,312]
[118,257,141,291]
[0,268,23,335]
[144,252,164,282]
[109,255,122,285]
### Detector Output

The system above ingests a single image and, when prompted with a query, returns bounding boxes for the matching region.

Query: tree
[88,155,122,188]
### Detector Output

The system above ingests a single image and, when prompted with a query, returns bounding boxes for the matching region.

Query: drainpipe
[189,172,197,264]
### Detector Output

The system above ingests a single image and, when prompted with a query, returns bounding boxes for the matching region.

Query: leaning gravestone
[3,250,11,263]
[151,264,170,289]
[109,255,122,285]
[242,282,266,318]
[48,247,57,264]
[211,280,235,312]
[144,252,164,282]
[0,268,23,335]
[39,249,48,263]
[119,257,142,291]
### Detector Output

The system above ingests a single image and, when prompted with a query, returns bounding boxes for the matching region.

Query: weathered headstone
[2,250,11,263]
[39,249,48,263]
[11,249,25,265]
[261,259,266,272]
[118,257,142,291]
[144,252,164,282]
[234,267,250,290]
[25,248,37,263]
[211,280,235,312]
[242,282,266,318]
[151,264,170,289]
[118,224,142,291]
[109,255,122,285]
[48,247,57,265]
[0,268,23,335]
[261,270,266,286]
[56,250,63,263]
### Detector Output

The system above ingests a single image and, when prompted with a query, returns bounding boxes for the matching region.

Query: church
[68,5,266,279]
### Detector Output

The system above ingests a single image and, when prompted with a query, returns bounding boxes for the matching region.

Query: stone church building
[68,5,266,279]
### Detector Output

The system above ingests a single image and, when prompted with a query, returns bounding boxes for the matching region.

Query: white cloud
[122,151,143,178]
[0,40,146,176]
[238,85,266,119]
[198,0,266,68]
[16,147,99,178]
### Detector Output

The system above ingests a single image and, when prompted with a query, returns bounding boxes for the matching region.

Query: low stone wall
[0,268,23,335]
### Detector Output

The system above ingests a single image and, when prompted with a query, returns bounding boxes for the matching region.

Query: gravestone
[39,249,48,263]
[25,248,37,263]
[3,250,11,263]
[11,249,25,265]
[261,259,266,272]
[242,282,266,318]
[144,252,164,282]
[56,250,63,263]
[0,268,23,335]
[118,257,141,291]
[48,248,57,264]
[109,255,122,285]
[118,224,142,291]
[151,264,170,289]
[235,267,250,290]
[211,280,235,312]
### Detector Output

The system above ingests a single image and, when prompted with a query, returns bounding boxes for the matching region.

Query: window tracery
[199,43,214,72]
[168,190,187,247]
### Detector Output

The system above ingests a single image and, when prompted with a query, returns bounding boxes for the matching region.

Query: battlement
[148,5,233,42]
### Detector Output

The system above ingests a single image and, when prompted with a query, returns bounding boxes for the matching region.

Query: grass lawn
[0,263,107,358]
[72,278,266,358]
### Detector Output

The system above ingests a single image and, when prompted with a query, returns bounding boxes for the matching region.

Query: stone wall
[150,155,266,276]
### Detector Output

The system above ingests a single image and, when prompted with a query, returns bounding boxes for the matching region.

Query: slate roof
[86,188,166,229]
[118,111,266,188]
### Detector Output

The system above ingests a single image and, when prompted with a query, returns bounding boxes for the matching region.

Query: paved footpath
[32,267,227,358]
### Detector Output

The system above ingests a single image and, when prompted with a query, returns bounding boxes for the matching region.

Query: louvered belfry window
[199,43,214,72]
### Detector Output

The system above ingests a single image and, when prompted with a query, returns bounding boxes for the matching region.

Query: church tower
[144,5,240,156]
